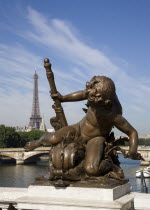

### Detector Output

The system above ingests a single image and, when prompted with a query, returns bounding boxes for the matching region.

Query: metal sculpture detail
[25,58,143,188]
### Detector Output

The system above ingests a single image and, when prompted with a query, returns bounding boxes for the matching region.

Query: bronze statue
[25,58,143,187]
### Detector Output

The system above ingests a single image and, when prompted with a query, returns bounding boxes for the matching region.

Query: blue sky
[0,0,150,135]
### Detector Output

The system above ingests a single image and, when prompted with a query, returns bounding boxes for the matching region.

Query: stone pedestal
[132,192,150,210]
[16,183,134,210]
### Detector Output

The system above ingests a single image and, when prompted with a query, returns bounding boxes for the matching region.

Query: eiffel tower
[28,71,42,130]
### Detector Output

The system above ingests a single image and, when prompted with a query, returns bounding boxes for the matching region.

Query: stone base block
[16,183,134,210]
[132,192,150,210]
[17,194,134,210]
[0,187,27,202]
[28,182,131,201]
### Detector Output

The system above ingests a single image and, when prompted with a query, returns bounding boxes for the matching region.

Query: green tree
[139,138,150,146]
[0,125,21,148]
[17,130,47,147]
[27,130,47,141]
[17,131,30,147]
[0,125,6,147]
[0,125,47,148]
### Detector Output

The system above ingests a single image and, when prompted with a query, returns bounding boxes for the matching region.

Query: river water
[0,154,150,193]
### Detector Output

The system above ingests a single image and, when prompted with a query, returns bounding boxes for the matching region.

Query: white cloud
[130,105,145,113]
[25,8,150,108]
[0,6,150,135]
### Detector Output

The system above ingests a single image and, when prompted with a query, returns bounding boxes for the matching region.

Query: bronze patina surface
[25,58,143,188]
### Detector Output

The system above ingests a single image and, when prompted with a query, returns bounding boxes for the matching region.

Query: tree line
[114,137,150,147]
[123,138,150,147]
[0,125,47,148]
[0,124,150,148]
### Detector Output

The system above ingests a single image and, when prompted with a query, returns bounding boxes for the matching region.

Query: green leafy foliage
[138,138,150,146]
[18,130,47,147]
[0,125,21,148]
[117,138,150,146]
[0,125,47,148]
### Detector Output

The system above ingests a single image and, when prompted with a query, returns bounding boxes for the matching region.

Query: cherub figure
[25,76,138,179]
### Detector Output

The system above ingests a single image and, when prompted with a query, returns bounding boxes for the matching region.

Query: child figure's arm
[114,114,138,158]
[52,90,87,102]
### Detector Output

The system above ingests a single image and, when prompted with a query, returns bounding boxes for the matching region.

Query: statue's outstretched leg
[84,136,106,176]
[24,125,77,151]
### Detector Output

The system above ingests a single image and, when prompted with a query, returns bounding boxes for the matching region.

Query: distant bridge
[0,146,150,165]
[0,147,50,164]
[120,146,150,166]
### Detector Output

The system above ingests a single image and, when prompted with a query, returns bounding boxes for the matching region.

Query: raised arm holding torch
[44,58,68,130]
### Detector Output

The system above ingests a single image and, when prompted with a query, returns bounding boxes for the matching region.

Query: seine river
[0,155,150,193]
